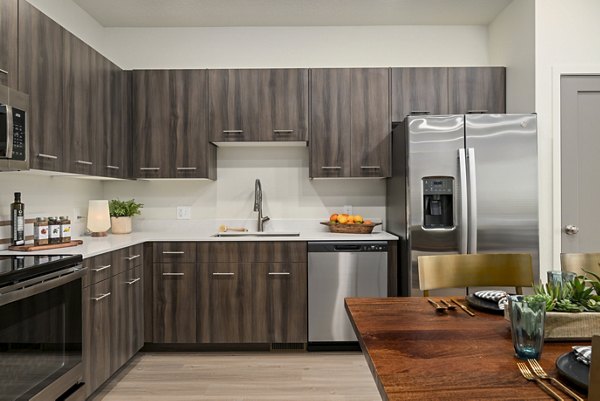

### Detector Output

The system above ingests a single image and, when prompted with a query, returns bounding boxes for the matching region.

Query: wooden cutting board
[8,240,83,252]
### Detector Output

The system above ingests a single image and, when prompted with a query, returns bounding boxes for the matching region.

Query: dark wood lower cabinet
[83,278,112,396]
[153,263,196,343]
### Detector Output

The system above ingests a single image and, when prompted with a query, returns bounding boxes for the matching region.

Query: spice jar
[48,216,61,244]
[60,216,71,243]
[33,217,49,246]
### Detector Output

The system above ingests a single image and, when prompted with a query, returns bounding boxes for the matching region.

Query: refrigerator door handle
[467,147,478,253]
[458,148,468,254]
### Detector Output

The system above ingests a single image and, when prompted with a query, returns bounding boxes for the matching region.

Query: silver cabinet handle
[37,153,58,160]
[268,272,290,276]
[223,130,243,134]
[76,160,93,165]
[176,167,197,171]
[565,225,579,235]
[360,166,381,169]
[212,272,235,276]
[106,165,120,170]
[126,277,141,285]
[467,110,488,114]
[162,251,184,254]
[162,272,184,276]
[410,110,431,115]
[126,254,141,261]
[92,292,111,301]
[0,68,7,74]
[321,166,341,170]
[273,129,294,134]
[91,264,111,272]
[140,167,160,171]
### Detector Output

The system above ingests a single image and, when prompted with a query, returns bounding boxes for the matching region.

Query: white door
[561,76,600,252]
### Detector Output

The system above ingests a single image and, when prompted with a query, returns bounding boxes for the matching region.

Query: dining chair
[589,335,599,401]
[560,252,600,277]
[418,253,534,297]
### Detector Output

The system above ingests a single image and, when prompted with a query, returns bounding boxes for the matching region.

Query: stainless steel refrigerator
[386,114,538,296]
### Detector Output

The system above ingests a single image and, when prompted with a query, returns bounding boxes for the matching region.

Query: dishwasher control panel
[307,241,388,253]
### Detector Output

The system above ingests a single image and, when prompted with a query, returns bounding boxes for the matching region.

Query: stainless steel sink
[212,232,301,238]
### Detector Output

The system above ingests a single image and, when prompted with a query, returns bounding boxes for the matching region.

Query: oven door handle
[0,266,86,307]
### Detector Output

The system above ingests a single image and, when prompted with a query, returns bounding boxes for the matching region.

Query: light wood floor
[89,352,382,401]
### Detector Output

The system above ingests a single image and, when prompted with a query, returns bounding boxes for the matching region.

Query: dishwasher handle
[333,244,361,251]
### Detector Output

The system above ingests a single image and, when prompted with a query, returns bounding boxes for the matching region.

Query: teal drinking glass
[547,270,577,286]
[508,295,546,359]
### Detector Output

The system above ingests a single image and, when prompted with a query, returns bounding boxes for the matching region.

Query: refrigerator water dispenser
[422,177,454,229]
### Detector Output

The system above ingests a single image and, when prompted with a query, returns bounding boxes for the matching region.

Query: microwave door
[0,105,8,158]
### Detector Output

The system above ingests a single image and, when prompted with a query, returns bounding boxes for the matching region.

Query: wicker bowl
[320,222,382,234]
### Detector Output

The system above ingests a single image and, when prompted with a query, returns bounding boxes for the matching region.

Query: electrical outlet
[176,206,191,220]
[343,205,353,215]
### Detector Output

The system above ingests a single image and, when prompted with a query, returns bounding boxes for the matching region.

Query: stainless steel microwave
[0,84,29,171]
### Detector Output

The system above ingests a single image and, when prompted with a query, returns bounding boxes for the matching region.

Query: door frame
[551,66,600,268]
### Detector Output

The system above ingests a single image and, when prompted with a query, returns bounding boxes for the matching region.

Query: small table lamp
[87,200,111,237]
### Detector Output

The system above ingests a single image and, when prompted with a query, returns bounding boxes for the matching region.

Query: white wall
[103,147,386,222]
[104,25,490,70]
[488,0,535,113]
[534,0,600,274]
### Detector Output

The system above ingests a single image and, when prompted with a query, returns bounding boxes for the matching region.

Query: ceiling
[73,0,513,28]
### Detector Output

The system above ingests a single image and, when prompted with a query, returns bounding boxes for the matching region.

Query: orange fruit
[329,213,338,222]
[364,219,373,225]
[354,215,364,223]
[337,215,348,224]
[347,217,355,224]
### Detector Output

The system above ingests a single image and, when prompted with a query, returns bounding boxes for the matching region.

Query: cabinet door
[310,68,351,177]
[350,68,391,177]
[391,67,448,121]
[110,270,128,374]
[128,266,144,355]
[208,69,260,142]
[18,0,65,171]
[171,70,214,178]
[133,70,172,178]
[197,263,269,343]
[263,263,307,343]
[104,67,131,178]
[153,263,196,343]
[448,67,506,114]
[63,33,95,175]
[0,0,17,88]
[258,69,309,142]
[83,278,112,396]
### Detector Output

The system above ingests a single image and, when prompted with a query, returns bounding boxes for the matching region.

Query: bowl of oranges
[320,214,382,234]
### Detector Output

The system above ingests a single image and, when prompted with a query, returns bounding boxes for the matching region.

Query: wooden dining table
[345,297,589,401]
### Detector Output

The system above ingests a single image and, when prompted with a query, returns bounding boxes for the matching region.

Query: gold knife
[451,298,475,316]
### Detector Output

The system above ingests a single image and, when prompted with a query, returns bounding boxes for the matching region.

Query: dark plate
[556,351,589,391]
[465,294,504,314]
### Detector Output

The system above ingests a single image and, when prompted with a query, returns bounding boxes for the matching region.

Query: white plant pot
[111,216,132,234]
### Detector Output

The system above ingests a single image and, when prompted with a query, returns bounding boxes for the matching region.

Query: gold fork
[517,362,564,400]
[528,359,584,401]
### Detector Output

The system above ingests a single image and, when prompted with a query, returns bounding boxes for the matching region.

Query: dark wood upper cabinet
[448,67,506,114]
[310,68,352,178]
[350,68,390,177]
[104,67,131,178]
[209,69,308,143]
[258,69,309,142]
[63,32,95,175]
[208,69,260,142]
[0,0,18,88]
[391,67,449,121]
[18,0,65,171]
[133,69,215,179]
[310,68,390,178]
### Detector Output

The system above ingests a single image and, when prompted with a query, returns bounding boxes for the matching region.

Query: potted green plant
[108,199,143,234]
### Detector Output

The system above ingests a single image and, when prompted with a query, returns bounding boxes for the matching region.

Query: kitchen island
[345,297,588,401]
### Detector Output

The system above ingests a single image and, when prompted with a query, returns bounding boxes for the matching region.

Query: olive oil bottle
[11,192,25,246]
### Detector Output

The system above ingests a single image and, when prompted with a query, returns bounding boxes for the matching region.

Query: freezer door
[465,114,539,280]
[407,115,466,292]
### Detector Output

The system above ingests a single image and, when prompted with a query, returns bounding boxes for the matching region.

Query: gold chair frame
[560,252,600,278]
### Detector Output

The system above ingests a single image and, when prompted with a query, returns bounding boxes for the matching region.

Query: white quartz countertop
[0,230,398,259]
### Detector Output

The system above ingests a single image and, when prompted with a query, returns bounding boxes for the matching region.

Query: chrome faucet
[254,179,270,232]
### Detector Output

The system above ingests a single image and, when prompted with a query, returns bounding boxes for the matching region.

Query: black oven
[0,84,29,172]
[0,255,85,401]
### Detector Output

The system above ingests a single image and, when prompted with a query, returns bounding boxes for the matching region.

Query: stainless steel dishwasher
[308,241,388,343]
